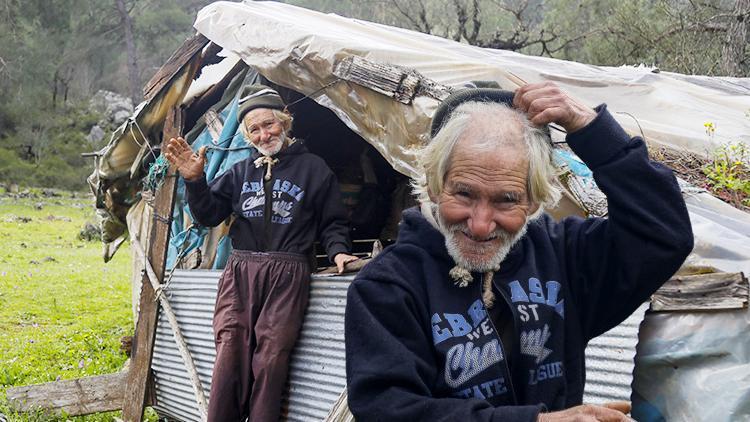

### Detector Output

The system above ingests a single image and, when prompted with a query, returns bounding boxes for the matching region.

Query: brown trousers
[207,250,310,422]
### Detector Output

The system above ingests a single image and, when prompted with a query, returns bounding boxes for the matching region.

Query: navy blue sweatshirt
[345,107,693,421]
[184,140,351,262]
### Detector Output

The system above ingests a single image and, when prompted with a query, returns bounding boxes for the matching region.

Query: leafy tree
[284,0,748,76]
[544,0,748,76]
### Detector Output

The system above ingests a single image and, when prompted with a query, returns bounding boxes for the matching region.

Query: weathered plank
[131,237,208,419]
[143,33,209,101]
[323,389,354,422]
[6,372,127,416]
[332,56,452,104]
[316,257,372,276]
[121,107,183,421]
[651,272,748,311]
[184,59,247,131]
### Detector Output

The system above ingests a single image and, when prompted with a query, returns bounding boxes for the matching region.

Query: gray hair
[239,109,293,141]
[413,101,561,218]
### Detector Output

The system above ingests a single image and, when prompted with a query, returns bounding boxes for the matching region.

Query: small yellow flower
[704,122,716,136]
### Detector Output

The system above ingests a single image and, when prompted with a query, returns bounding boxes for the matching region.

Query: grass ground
[0,189,154,421]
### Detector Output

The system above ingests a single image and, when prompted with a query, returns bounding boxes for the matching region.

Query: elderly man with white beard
[165,84,358,421]
[344,82,693,422]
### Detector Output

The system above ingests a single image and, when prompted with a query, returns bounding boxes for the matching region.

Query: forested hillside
[0,0,212,190]
[0,0,747,190]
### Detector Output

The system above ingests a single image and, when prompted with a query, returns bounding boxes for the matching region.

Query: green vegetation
[287,0,749,77]
[0,191,138,421]
[0,106,103,191]
[703,142,750,210]
[0,0,212,192]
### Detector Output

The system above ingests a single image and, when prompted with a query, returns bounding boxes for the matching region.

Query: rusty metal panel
[583,302,649,404]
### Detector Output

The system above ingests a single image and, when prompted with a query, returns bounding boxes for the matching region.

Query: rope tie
[254,155,279,181]
[482,270,496,309]
[448,266,497,308]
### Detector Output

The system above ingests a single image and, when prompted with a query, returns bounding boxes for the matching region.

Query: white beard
[435,208,528,272]
[254,132,286,156]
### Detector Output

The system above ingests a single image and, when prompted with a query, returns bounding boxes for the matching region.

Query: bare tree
[721,0,749,76]
[452,0,481,44]
[391,0,433,34]
[115,0,140,103]
[389,0,574,54]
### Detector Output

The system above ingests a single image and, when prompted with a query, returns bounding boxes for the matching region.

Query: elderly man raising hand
[165,84,357,422]
[344,82,692,422]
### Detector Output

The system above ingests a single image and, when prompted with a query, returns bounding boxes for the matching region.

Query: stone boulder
[86,124,106,144]
[89,90,134,128]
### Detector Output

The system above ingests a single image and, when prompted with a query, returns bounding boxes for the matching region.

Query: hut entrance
[273,83,414,270]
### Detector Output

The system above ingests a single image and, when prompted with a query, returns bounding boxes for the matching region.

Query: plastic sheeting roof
[90,0,750,271]
[195,0,750,179]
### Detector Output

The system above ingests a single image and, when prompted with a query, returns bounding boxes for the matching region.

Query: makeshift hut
[7,1,750,421]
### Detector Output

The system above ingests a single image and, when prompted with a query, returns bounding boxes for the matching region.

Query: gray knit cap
[236,84,285,123]
[430,88,515,138]
[430,86,551,139]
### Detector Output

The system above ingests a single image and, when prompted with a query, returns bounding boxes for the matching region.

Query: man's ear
[282,112,293,131]
[527,201,541,217]
[427,188,438,203]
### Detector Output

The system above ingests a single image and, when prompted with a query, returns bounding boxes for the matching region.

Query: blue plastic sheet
[165,95,253,269]
[554,149,592,178]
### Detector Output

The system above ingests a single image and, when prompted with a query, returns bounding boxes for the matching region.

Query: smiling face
[433,119,535,271]
[243,108,288,156]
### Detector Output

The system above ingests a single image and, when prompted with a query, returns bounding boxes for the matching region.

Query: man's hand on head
[537,403,632,422]
[513,82,597,134]
[334,253,359,274]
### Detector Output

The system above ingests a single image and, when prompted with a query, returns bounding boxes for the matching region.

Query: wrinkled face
[244,108,287,156]
[434,132,533,271]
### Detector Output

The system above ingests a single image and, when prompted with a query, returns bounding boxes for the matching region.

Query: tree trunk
[721,0,749,76]
[115,0,140,103]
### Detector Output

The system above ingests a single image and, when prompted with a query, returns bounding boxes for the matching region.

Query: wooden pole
[131,238,209,420]
[121,107,182,421]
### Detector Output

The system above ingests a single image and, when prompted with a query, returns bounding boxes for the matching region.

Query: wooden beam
[323,388,354,422]
[121,107,183,421]
[6,372,127,417]
[332,56,452,103]
[184,60,247,132]
[143,33,209,101]
[651,272,748,311]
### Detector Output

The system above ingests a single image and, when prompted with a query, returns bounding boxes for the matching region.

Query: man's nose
[259,127,272,142]
[468,203,496,239]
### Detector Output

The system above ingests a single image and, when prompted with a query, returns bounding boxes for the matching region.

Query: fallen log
[6,371,127,417]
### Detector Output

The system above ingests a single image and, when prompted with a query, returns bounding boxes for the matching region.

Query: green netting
[144,155,170,192]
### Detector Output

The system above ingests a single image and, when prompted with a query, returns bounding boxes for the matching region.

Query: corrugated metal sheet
[151,269,354,421]
[282,276,352,421]
[152,270,217,422]
[583,302,649,405]
[151,269,646,420]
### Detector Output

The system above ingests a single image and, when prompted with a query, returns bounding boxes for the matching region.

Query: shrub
[702,142,750,208]
[0,147,34,187]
